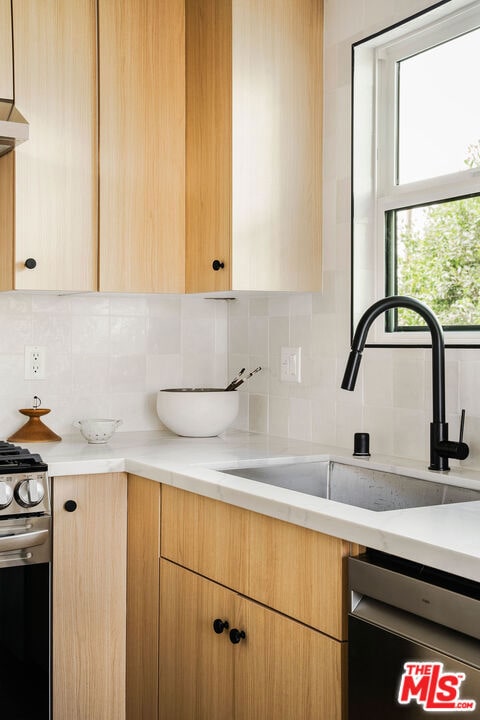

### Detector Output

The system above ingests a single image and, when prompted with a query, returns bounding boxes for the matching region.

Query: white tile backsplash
[249,393,268,434]
[71,316,110,354]
[110,316,146,356]
[0,293,229,438]
[146,316,181,355]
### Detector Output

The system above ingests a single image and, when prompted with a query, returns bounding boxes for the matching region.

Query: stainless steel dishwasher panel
[348,553,480,719]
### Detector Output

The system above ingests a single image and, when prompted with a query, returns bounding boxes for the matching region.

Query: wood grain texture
[159,559,235,720]
[12,0,98,291]
[161,484,249,595]
[160,559,345,720]
[0,150,14,290]
[235,591,344,720]
[52,473,127,720]
[126,475,161,720]
[0,0,13,100]
[185,0,232,293]
[232,0,323,291]
[161,485,352,640]
[186,0,323,293]
[98,0,186,293]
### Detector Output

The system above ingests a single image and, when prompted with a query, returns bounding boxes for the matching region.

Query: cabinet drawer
[161,485,351,639]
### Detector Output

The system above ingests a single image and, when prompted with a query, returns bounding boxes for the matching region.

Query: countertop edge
[40,431,480,583]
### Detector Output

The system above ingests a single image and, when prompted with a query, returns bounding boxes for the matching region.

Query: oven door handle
[0,528,49,554]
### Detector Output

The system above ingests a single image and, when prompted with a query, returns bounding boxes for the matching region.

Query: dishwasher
[348,550,480,718]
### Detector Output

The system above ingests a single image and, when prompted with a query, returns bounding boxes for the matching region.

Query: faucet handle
[443,409,469,461]
[453,408,469,461]
[459,408,466,444]
[432,412,469,467]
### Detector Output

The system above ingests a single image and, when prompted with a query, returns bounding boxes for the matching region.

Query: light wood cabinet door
[11,0,98,291]
[159,558,235,720]
[186,0,323,293]
[234,592,344,720]
[161,485,351,640]
[159,560,344,720]
[98,0,186,293]
[52,473,127,720]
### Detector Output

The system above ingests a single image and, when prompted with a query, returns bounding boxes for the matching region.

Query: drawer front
[161,485,350,639]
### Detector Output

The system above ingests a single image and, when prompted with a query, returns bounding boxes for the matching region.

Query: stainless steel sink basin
[222,461,480,511]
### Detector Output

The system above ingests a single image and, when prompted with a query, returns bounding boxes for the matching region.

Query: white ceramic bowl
[74,418,122,444]
[157,389,239,437]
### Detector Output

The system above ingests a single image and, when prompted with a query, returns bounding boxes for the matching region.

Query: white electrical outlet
[25,346,46,380]
[280,346,302,383]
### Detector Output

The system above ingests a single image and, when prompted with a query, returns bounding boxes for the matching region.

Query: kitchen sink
[222,461,480,512]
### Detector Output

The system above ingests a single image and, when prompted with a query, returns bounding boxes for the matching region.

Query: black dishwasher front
[348,550,480,719]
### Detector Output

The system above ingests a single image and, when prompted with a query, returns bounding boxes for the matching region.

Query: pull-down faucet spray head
[341,350,362,391]
[341,295,468,470]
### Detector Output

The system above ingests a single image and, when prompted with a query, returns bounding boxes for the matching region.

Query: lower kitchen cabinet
[52,473,127,720]
[159,559,344,720]
[126,476,355,720]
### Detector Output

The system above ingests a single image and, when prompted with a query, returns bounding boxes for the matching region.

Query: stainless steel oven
[0,442,51,720]
[348,550,480,719]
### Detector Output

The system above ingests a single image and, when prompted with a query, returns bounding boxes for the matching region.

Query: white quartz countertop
[32,429,480,583]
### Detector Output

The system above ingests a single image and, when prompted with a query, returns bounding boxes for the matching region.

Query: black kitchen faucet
[341,295,469,471]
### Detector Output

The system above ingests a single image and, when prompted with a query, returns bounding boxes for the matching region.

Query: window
[352,1,480,345]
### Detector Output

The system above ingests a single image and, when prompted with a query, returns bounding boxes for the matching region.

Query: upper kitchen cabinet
[7,0,98,292]
[98,0,186,293]
[185,0,323,293]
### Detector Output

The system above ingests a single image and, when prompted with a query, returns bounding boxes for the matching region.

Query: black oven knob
[15,478,45,508]
[0,481,13,509]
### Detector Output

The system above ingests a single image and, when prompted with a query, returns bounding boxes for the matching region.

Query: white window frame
[352,0,480,346]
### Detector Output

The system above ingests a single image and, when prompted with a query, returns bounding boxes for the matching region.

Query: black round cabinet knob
[213,618,229,634]
[229,628,246,644]
[24,258,37,269]
[212,260,225,271]
[64,500,77,512]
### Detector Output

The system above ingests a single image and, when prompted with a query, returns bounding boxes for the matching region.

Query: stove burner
[0,442,47,473]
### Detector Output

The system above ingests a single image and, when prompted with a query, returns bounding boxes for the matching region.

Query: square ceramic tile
[146,355,183,393]
[268,395,289,438]
[109,295,148,316]
[147,316,181,355]
[288,397,312,441]
[72,316,110,355]
[110,316,146,356]
[249,394,268,434]
[71,294,110,316]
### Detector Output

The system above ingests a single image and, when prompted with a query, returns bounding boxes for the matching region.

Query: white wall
[229,0,480,471]
[0,293,228,438]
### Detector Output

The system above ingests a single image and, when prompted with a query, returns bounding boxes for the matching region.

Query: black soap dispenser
[353,432,370,457]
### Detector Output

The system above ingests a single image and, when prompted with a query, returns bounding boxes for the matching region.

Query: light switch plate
[280,346,301,383]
